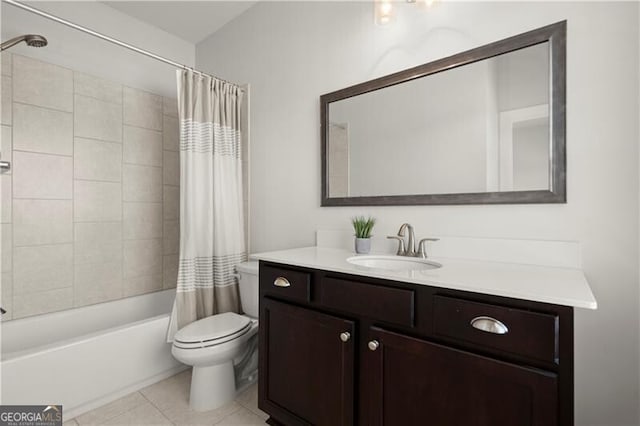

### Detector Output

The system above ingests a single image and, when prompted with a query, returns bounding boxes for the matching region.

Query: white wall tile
[2,224,11,272]
[2,174,11,223]
[163,254,178,289]
[123,202,162,240]
[13,199,72,246]
[124,274,162,297]
[163,97,178,118]
[1,76,11,125]
[74,72,122,104]
[1,52,12,77]
[123,126,162,167]
[74,180,122,222]
[13,55,72,112]
[124,87,162,131]
[13,151,72,199]
[1,125,12,166]
[123,165,162,202]
[74,138,122,182]
[74,222,122,265]
[162,115,179,152]
[74,95,123,143]
[5,57,189,319]
[123,238,162,278]
[13,103,73,155]
[13,244,73,294]
[13,287,73,319]
[74,261,122,306]
[1,272,13,320]
[163,220,179,255]
[163,185,179,221]
[163,151,179,185]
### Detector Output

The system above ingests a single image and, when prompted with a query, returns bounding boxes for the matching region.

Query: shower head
[1,34,48,51]
[24,34,47,47]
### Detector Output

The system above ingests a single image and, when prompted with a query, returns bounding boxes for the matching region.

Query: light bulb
[375,1,394,26]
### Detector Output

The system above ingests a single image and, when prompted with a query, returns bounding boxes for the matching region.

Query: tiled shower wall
[0,53,181,320]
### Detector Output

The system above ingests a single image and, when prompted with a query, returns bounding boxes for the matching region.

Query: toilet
[171,260,259,412]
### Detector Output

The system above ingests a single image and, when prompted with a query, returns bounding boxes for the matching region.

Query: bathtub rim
[1,289,175,359]
[2,313,171,362]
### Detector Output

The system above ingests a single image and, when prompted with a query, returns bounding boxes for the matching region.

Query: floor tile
[76,392,147,425]
[101,402,172,426]
[72,372,268,426]
[213,407,267,425]
[235,385,268,420]
[141,370,241,426]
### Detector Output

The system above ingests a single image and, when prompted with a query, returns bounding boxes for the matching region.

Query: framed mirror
[321,21,566,206]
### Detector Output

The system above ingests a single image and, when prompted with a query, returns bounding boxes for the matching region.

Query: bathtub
[0,290,186,419]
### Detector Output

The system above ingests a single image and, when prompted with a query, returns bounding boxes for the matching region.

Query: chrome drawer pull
[368,340,380,351]
[340,332,351,342]
[273,277,291,288]
[470,316,509,335]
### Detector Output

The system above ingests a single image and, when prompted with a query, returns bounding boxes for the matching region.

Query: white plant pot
[355,238,371,254]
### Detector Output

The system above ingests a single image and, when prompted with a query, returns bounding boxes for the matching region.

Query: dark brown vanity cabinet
[260,298,355,426]
[365,327,558,426]
[258,262,573,426]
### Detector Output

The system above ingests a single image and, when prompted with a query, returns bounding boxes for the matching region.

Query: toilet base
[189,361,236,412]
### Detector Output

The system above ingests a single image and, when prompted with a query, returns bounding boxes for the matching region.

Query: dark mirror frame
[320,21,566,206]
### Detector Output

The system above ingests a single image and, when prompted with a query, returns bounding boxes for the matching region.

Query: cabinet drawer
[261,264,311,303]
[320,277,414,327]
[433,295,558,364]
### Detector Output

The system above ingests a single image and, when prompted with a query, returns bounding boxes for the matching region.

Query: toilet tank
[236,260,259,318]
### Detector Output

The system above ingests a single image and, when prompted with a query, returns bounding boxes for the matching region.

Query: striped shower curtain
[167,70,246,340]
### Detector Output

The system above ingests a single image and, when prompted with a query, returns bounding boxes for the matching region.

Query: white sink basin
[347,255,441,272]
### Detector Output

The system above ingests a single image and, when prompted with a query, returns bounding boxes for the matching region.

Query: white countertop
[251,246,597,309]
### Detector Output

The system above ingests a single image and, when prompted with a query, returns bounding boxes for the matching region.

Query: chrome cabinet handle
[340,332,351,342]
[273,277,291,288]
[368,340,380,351]
[470,316,509,335]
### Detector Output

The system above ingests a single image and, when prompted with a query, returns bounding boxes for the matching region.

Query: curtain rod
[2,0,242,90]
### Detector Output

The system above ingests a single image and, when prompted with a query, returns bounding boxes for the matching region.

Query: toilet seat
[173,312,253,350]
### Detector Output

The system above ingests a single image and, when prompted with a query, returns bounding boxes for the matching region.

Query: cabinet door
[259,298,355,426]
[366,327,558,426]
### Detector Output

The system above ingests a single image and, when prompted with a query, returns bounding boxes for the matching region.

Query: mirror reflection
[327,42,550,198]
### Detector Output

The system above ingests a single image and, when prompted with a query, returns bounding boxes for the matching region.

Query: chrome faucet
[387,223,415,256]
[387,223,439,258]
[399,223,416,256]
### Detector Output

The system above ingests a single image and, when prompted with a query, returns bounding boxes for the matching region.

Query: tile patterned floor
[63,370,268,426]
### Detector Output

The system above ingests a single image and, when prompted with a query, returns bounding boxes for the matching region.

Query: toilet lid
[174,312,252,344]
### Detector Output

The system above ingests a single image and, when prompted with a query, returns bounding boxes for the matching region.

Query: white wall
[197,2,639,424]
[1,1,195,98]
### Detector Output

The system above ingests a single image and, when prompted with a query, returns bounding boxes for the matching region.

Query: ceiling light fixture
[375,0,439,26]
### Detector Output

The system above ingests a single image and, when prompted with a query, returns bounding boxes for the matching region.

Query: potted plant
[352,216,376,254]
